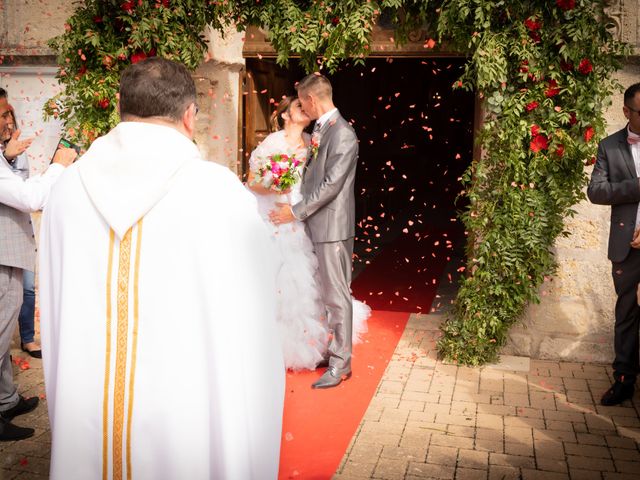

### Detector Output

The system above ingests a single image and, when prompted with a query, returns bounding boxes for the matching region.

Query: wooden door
[241,59,303,180]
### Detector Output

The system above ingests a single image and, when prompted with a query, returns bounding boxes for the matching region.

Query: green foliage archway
[46,0,630,365]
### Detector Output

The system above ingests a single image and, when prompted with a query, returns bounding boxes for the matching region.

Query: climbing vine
[47,0,629,364]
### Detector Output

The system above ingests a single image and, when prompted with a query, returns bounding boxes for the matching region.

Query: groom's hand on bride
[632,227,640,249]
[269,203,295,225]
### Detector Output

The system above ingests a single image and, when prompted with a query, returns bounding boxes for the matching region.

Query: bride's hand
[278,187,292,195]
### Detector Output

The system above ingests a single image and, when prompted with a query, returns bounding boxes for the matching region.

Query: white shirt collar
[316,108,338,129]
[628,125,640,143]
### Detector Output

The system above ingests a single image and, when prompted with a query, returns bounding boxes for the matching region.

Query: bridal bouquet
[253,153,302,193]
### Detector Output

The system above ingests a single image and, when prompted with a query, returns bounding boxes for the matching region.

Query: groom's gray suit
[292,110,358,372]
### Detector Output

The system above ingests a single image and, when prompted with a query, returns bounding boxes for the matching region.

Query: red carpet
[279,310,410,480]
[351,230,452,312]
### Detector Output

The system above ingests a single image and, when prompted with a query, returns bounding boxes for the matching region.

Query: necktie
[629,134,640,145]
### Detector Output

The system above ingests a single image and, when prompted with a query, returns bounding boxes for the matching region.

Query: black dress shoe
[0,396,39,421]
[601,381,635,406]
[21,343,42,359]
[0,417,34,441]
[312,366,351,389]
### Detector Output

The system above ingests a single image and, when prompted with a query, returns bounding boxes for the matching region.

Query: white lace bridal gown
[248,130,370,371]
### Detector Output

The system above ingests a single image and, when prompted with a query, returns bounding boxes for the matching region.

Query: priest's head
[118,57,198,139]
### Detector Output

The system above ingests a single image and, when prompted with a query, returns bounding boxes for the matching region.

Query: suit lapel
[618,130,637,178]
[303,111,341,180]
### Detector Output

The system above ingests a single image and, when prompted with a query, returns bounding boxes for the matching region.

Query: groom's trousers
[315,238,354,371]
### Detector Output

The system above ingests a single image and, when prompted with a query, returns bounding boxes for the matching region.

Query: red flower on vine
[131,48,157,64]
[98,98,110,109]
[331,17,340,26]
[93,16,103,24]
[524,17,542,31]
[578,58,593,75]
[531,124,541,136]
[584,126,595,142]
[556,0,576,11]
[545,79,560,98]
[519,60,529,73]
[530,134,550,153]
[526,101,539,112]
[121,1,135,12]
[560,60,573,72]
[77,65,87,76]
[554,144,565,157]
[569,112,578,125]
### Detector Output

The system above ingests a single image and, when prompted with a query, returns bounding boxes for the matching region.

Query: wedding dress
[248,130,370,371]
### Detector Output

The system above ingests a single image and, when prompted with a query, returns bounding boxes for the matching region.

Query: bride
[247,96,369,371]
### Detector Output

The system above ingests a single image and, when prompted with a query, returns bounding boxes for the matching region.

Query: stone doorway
[242,51,475,311]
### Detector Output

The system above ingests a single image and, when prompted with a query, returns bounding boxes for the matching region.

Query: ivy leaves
[436,0,630,364]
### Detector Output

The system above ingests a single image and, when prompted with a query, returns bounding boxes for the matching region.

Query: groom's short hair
[119,57,196,122]
[296,73,332,100]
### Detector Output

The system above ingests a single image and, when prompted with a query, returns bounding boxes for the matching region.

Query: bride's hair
[270,96,294,132]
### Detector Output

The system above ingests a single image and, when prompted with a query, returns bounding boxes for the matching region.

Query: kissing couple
[247,73,370,389]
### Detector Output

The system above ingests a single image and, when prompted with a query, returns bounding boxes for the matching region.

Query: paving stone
[488,453,535,468]
[339,460,377,478]
[474,439,504,453]
[566,455,615,472]
[613,459,640,473]
[576,432,607,446]
[567,469,602,480]
[504,442,533,457]
[406,462,455,479]
[372,457,408,479]
[426,445,458,465]
[521,468,569,479]
[487,465,520,480]
[430,434,474,449]
[457,450,488,469]
[609,447,640,461]
[535,457,568,473]
[455,466,488,480]
[564,442,611,458]
[380,445,427,462]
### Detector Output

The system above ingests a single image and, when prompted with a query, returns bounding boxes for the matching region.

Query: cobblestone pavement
[335,314,640,480]
[2,314,640,480]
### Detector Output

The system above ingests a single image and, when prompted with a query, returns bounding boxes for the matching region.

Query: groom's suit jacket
[588,127,640,263]
[292,111,358,243]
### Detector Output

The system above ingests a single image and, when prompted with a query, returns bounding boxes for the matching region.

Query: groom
[270,73,359,389]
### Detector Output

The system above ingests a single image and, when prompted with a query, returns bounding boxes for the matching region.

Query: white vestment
[39,122,285,480]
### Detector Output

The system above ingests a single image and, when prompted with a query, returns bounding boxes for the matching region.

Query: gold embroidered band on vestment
[103,220,143,480]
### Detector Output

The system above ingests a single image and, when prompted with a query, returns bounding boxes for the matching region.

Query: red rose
[526,101,539,112]
[530,134,549,153]
[531,124,541,136]
[578,58,593,75]
[131,51,147,64]
[121,1,135,12]
[524,17,542,31]
[585,156,596,166]
[331,17,340,26]
[519,61,529,73]
[77,65,87,76]
[560,61,573,72]
[584,126,595,142]
[529,31,541,43]
[554,144,565,157]
[130,48,155,64]
[556,0,576,10]
[545,79,560,98]
[93,16,103,24]
[569,112,577,125]
[98,98,110,109]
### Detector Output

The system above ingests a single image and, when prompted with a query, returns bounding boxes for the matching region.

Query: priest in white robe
[39,57,285,480]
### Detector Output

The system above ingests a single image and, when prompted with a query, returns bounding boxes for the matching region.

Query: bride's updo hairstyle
[270,96,294,132]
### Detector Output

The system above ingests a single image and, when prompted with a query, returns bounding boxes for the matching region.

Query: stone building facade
[1,0,639,363]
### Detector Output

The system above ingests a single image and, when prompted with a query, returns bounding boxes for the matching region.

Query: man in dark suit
[588,82,640,405]
[270,73,359,388]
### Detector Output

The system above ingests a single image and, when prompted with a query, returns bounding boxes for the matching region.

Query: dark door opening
[243,58,474,313]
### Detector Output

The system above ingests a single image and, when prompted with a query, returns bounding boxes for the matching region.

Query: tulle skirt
[252,190,370,371]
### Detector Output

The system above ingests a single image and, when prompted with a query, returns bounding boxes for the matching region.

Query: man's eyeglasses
[625,104,640,116]
[194,103,199,117]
